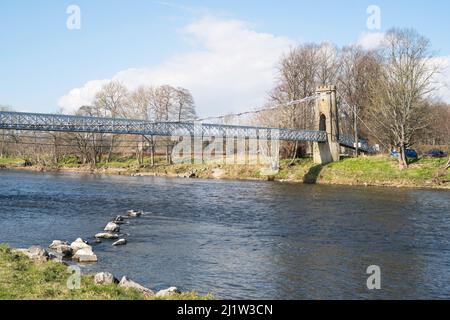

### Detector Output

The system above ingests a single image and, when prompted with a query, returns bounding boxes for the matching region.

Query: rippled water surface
[1,170,450,299]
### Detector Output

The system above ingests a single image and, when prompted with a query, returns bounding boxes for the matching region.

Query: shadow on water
[303,164,324,184]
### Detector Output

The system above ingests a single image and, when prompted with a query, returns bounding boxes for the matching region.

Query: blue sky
[1,0,449,115]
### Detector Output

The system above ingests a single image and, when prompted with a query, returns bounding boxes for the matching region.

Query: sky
[1,0,449,116]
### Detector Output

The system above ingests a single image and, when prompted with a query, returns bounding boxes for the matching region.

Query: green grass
[0,245,213,300]
[0,156,24,166]
[312,156,450,187]
[1,154,448,188]
[262,156,449,188]
[57,156,81,168]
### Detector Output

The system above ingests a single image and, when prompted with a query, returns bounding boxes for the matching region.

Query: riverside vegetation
[1,155,449,189]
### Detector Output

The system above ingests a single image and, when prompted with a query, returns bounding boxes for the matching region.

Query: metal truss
[0,111,376,152]
[0,111,327,142]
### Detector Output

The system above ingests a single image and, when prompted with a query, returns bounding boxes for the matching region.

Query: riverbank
[1,155,449,189]
[0,244,211,300]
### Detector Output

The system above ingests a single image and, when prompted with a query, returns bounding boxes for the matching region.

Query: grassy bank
[0,245,211,300]
[1,155,449,189]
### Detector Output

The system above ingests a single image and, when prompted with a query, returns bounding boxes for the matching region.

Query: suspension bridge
[0,86,373,164]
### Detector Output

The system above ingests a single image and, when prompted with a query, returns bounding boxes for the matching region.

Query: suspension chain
[191,94,318,123]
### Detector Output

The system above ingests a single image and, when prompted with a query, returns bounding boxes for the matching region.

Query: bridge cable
[190,94,318,123]
[336,91,388,149]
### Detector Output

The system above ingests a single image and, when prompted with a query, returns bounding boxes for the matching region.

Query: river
[1,169,450,299]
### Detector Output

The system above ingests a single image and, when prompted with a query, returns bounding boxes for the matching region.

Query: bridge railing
[0,111,327,142]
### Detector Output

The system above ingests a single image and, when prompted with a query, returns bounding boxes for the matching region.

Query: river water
[1,169,450,299]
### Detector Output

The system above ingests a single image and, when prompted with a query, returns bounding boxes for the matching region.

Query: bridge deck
[0,111,370,151]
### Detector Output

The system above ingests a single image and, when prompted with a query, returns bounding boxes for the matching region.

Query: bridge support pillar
[313,85,340,164]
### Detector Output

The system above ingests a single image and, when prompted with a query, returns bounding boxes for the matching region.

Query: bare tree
[421,102,450,146]
[316,43,341,86]
[425,103,450,171]
[265,43,341,159]
[129,87,153,165]
[338,46,382,155]
[129,86,155,120]
[94,81,130,162]
[369,28,440,168]
[146,85,197,163]
[73,105,106,166]
[147,85,174,122]
[174,87,196,122]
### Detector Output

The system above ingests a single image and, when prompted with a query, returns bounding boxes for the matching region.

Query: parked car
[390,149,418,159]
[423,149,448,158]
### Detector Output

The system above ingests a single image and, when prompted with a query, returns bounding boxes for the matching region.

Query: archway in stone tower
[319,113,327,132]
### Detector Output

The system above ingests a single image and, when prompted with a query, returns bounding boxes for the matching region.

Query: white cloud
[58,16,294,116]
[431,56,450,103]
[357,32,386,50]
[58,20,450,115]
[58,79,109,114]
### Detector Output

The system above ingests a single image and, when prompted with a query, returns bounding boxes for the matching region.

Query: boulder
[113,215,126,224]
[70,238,91,253]
[54,245,73,258]
[118,276,154,297]
[156,287,180,298]
[112,239,127,246]
[94,272,118,285]
[104,222,120,233]
[127,210,143,218]
[28,246,49,257]
[48,240,73,258]
[95,233,119,239]
[14,246,49,263]
[73,247,98,263]
[49,240,68,249]
[48,252,64,264]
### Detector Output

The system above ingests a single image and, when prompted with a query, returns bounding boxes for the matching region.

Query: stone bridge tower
[313,85,340,164]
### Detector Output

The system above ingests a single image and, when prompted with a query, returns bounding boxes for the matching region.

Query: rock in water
[94,272,118,285]
[156,287,180,298]
[73,247,98,263]
[127,210,143,218]
[112,239,127,246]
[70,238,91,253]
[104,222,120,232]
[114,215,126,224]
[48,240,73,258]
[49,240,68,249]
[95,233,119,239]
[118,276,154,297]
[54,245,73,258]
